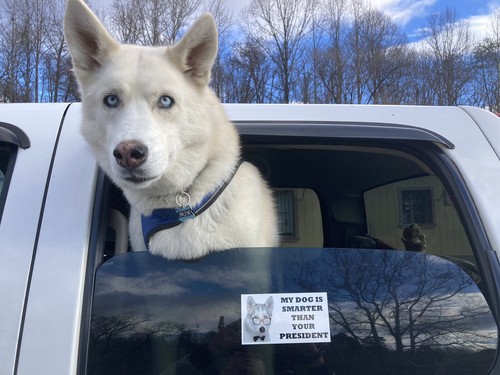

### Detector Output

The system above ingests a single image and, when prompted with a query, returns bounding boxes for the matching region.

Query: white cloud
[468,13,494,42]
[370,0,500,44]
[228,0,251,15]
[369,0,437,26]
[467,2,500,41]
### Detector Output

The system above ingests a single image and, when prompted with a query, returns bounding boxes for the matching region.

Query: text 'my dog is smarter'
[241,292,330,345]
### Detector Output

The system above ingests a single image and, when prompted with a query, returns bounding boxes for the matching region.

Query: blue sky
[373,0,500,42]
[230,0,500,43]
[97,0,500,44]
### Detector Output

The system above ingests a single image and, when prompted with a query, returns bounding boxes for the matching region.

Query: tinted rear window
[87,248,496,375]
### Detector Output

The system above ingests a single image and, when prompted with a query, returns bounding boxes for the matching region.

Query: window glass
[0,147,10,194]
[0,170,4,194]
[365,175,473,261]
[0,144,16,221]
[87,249,496,375]
[91,142,493,374]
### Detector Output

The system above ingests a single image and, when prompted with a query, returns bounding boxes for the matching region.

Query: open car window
[88,248,496,375]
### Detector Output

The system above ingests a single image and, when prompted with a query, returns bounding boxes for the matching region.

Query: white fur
[64,0,278,259]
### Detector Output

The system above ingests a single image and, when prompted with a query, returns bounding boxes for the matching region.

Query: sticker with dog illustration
[241,292,330,345]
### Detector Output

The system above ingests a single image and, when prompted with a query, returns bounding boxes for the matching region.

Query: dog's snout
[113,141,148,169]
[259,327,265,333]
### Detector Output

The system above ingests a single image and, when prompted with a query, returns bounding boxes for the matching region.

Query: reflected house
[88,249,497,375]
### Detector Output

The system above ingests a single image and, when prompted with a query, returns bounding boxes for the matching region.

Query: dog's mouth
[120,171,158,185]
[123,175,158,186]
[125,175,155,184]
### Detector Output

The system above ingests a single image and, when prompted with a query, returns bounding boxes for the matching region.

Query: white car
[1,103,500,374]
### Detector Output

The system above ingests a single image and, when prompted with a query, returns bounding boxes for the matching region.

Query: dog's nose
[113,141,148,169]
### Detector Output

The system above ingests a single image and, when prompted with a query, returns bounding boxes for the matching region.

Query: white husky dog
[64,0,278,259]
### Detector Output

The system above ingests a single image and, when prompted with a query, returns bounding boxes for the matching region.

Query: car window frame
[78,134,500,374]
[0,121,30,225]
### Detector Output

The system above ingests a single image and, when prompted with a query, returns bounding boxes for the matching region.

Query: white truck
[1,103,500,374]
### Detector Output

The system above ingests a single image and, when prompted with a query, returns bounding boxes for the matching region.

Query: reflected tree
[288,250,493,354]
[87,250,496,375]
[88,314,184,375]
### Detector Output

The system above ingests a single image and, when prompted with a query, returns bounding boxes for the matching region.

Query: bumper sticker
[241,292,330,345]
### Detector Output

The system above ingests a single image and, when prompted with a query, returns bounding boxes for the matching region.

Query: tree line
[1,0,500,112]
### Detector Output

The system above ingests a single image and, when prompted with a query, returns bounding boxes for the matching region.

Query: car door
[79,108,500,374]
[12,103,102,375]
[0,104,70,374]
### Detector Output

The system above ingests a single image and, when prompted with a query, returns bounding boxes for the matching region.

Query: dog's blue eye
[159,95,174,109]
[104,95,120,108]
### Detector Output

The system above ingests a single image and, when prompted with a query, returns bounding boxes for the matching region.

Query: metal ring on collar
[175,191,191,207]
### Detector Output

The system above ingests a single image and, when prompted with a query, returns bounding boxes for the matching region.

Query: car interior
[103,135,476,264]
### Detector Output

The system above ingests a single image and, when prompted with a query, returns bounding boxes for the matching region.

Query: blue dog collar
[141,159,243,247]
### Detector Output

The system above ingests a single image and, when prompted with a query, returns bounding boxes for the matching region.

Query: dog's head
[64,0,221,194]
[247,296,273,337]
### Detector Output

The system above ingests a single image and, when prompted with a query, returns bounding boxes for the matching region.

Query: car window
[87,249,496,375]
[244,144,477,262]
[0,122,29,223]
[0,144,16,222]
[86,140,497,374]
[365,175,474,259]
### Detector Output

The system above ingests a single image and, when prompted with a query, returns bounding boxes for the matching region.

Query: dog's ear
[247,296,256,312]
[265,296,274,313]
[64,0,118,79]
[169,13,218,86]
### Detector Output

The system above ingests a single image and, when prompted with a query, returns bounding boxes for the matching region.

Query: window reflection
[88,248,497,375]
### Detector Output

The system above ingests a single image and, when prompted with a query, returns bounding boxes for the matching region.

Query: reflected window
[86,248,497,375]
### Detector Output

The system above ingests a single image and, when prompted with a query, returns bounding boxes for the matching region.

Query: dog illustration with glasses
[244,296,274,343]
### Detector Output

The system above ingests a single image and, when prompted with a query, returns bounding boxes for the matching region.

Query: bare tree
[289,249,493,356]
[344,0,370,104]
[243,0,317,103]
[0,0,21,102]
[226,37,273,103]
[422,8,476,106]
[316,0,349,104]
[473,9,500,112]
[0,0,76,102]
[398,50,435,105]
[29,0,53,102]
[109,0,203,45]
[203,0,233,100]
[0,0,496,108]
[42,0,79,102]
[357,8,409,104]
